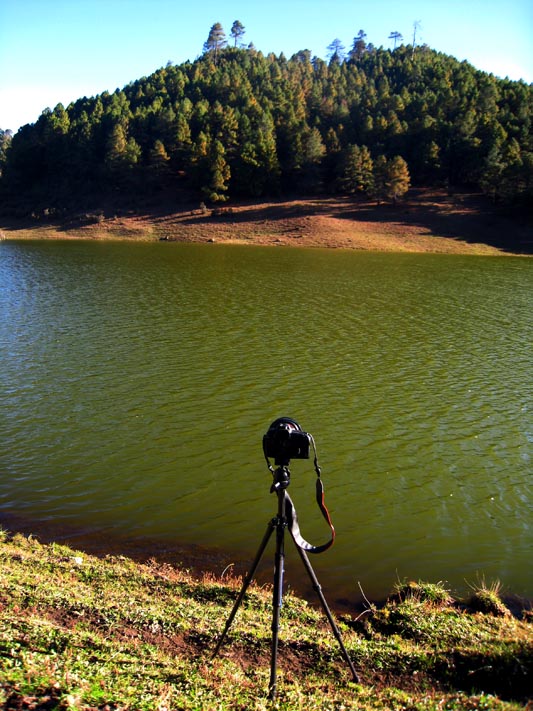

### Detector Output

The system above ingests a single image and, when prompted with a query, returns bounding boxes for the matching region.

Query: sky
[1,0,532,133]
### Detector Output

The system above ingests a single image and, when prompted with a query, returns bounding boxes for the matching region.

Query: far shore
[1,189,532,256]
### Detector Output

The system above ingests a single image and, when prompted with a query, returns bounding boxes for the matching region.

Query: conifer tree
[349,30,367,61]
[386,155,410,204]
[203,23,227,64]
[338,144,374,194]
[327,39,345,64]
[204,139,230,202]
[2,38,532,209]
[0,129,12,177]
[148,140,170,188]
[105,124,128,171]
[388,31,403,50]
[230,20,245,47]
[480,145,505,202]
[173,114,192,167]
[371,154,389,204]
[105,124,140,187]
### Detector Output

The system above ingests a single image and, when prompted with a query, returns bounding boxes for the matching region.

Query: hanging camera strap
[265,435,336,554]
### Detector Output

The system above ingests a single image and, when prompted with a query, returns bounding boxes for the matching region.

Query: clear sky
[1,0,532,133]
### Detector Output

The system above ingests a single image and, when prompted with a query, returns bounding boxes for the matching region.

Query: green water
[1,240,532,604]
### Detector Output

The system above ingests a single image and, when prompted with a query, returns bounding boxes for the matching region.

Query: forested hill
[1,41,532,215]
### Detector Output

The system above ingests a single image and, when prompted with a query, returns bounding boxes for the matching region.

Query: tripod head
[270,464,290,493]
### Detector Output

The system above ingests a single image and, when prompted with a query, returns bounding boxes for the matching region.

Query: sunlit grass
[1,531,531,710]
[466,576,511,617]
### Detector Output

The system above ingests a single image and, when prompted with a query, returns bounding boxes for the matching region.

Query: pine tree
[304,127,326,165]
[327,39,345,64]
[204,139,230,202]
[203,23,227,64]
[388,31,403,50]
[105,124,140,187]
[371,154,388,204]
[338,144,374,194]
[105,124,128,171]
[0,129,13,180]
[230,20,245,48]
[148,140,170,189]
[2,41,532,209]
[349,30,367,61]
[480,145,505,202]
[386,155,410,204]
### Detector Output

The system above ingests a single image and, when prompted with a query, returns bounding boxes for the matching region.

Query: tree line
[1,24,532,215]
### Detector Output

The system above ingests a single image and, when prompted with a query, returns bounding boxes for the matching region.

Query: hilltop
[1,44,532,221]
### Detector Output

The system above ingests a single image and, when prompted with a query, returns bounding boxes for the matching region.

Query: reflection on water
[1,240,532,603]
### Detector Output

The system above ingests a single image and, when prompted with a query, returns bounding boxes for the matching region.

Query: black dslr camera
[263,417,311,465]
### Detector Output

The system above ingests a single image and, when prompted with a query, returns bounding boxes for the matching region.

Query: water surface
[1,240,531,603]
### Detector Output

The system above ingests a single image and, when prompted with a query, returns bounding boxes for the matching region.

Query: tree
[388,31,403,50]
[371,155,389,204]
[327,38,345,64]
[338,144,374,195]
[0,129,13,177]
[481,139,531,204]
[2,41,532,210]
[203,139,230,202]
[349,30,367,61]
[148,140,171,189]
[105,124,128,170]
[412,21,421,54]
[105,124,141,187]
[173,113,192,167]
[230,20,245,47]
[203,23,226,64]
[387,155,411,204]
[303,127,326,165]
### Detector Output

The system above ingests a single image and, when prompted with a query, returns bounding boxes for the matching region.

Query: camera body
[263,417,311,464]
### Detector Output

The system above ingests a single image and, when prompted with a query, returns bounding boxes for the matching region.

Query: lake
[1,239,532,606]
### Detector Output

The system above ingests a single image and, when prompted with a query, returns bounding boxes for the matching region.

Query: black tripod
[212,463,360,700]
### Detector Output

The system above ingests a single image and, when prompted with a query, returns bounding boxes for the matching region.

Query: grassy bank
[0,529,532,710]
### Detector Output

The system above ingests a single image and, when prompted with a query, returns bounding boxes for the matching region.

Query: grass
[467,577,512,618]
[1,529,532,710]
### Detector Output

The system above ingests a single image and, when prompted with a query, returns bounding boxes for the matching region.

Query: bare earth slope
[2,190,532,255]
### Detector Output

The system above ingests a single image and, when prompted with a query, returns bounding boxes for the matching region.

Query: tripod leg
[268,518,286,700]
[294,543,360,684]
[212,518,276,659]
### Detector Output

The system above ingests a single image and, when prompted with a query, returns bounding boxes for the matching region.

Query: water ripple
[1,242,532,601]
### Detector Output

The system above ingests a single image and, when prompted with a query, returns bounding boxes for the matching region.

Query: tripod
[212,464,360,700]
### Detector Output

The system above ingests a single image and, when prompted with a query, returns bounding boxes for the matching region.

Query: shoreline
[2,510,532,616]
[0,510,362,613]
[2,190,532,256]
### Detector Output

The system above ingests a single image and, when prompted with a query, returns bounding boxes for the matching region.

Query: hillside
[1,43,532,218]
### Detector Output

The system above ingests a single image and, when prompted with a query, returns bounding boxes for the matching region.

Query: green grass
[1,530,532,710]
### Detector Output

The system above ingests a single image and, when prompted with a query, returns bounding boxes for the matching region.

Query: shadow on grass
[434,644,533,703]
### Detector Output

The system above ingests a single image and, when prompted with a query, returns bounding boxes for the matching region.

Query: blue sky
[1,0,532,133]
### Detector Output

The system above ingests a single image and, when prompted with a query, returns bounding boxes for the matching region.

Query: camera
[263,417,311,464]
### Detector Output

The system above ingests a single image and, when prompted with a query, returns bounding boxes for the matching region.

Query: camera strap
[283,480,336,554]
[265,435,336,554]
